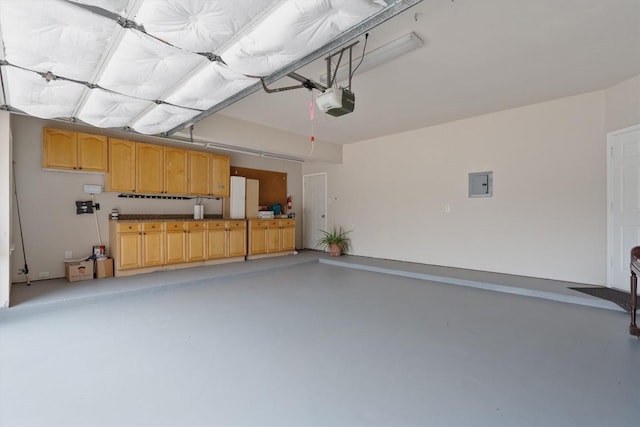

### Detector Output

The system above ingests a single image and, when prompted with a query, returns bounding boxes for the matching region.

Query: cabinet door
[188,151,210,196]
[281,225,295,251]
[249,225,267,255]
[207,226,227,259]
[137,143,164,194]
[165,222,186,264]
[164,147,188,195]
[142,231,164,267]
[228,227,247,257]
[267,226,280,253]
[187,222,207,262]
[210,154,230,197]
[77,132,108,172]
[42,128,77,170]
[118,232,141,269]
[108,139,136,192]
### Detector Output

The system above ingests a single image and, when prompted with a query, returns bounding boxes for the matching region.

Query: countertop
[110,215,293,221]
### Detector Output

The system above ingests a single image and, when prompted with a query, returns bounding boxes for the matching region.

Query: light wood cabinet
[77,133,108,172]
[141,222,164,267]
[211,154,230,197]
[112,223,142,270]
[267,220,281,253]
[187,221,207,262]
[207,220,227,259]
[248,220,268,255]
[107,138,136,192]
[227,221,247,258]
[164,147,188,195]
[111,219,247,276]
[43,128,107,172]
[188,150,210,196]
[165,221,187,264]
[136,143,164,194]
[281,219,296,251]
[248,219,296,257]
[206,220,246,259]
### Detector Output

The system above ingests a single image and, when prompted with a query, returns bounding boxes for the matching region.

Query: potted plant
[317,227,352,256]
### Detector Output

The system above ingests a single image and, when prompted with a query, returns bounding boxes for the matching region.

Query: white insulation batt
[0,0,388,135]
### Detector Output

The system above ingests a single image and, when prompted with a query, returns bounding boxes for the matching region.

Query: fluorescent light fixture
[204,143,304,163]
[321,32,424,85]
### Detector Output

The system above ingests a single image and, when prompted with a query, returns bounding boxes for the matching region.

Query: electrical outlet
[65,251,72,259]
[38,272,50,279]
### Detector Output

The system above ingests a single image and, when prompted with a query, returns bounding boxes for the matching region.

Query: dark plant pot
[328,243,342,257]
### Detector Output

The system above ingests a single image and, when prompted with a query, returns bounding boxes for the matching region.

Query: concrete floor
[1,253,638,426]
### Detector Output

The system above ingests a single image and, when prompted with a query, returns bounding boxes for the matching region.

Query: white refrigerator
[223,176,259,219]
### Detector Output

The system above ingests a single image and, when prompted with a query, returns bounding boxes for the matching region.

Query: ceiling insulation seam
[0,61,204,113]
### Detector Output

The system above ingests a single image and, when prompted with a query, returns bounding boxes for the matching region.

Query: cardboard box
[65,261,94,282]
[95,258,113,279]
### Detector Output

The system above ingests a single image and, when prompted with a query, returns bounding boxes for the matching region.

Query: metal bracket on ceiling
[261,72,327,94]
[197,52,227,65]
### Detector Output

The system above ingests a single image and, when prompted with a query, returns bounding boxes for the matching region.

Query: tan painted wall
[183,113,342,164]
[304,91,610,284]
[605,74,640,132]
[9,115,302,284]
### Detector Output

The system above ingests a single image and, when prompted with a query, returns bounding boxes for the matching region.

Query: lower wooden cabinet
[228,221,247,257]
[141,222,164,267]
[187,221,207,262]
[110,219,252,277]
[248,219,295,258]
[165,222,187,265]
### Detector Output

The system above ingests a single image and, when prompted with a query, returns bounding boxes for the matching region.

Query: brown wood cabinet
[188,150,210,196]
[248,219,295,258]
[107,138,136,192]
[248,220,268,255]
[141,222,164,267]
[43,128,107,172]
[227,220,247,257]
[136,143,164,194]
[211,154,230,197]
[114,223,142,270]
[187,221,207,262]
[207,220,227,259]
[164,147,188,195]
[165,221,187,264]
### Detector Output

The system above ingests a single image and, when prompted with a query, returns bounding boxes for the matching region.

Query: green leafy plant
[317,227,352,256]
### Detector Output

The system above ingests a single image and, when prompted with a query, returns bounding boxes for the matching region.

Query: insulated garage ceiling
[0,0,416,135]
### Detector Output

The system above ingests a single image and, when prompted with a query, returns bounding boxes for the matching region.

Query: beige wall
[605,74,640,132]
[183,113,343,164]
[0,112,11,307]
[304,91,610,284]
[9,115,303,284]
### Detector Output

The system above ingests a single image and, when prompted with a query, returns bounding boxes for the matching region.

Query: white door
[607,124,640,289]
[303,173,327,250]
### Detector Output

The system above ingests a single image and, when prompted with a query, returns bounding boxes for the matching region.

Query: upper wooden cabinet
[211,154,230,197]
[188,150,210,196]
[42,128,107,172]
[107,138,136,192]
[136,143,164,194]
[164,147,188,195]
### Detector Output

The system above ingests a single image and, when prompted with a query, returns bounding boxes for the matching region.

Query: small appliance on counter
[258,210,274,219]
[193,204,204,219]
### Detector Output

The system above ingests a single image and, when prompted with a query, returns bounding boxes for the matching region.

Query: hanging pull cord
[309,90,316,154]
